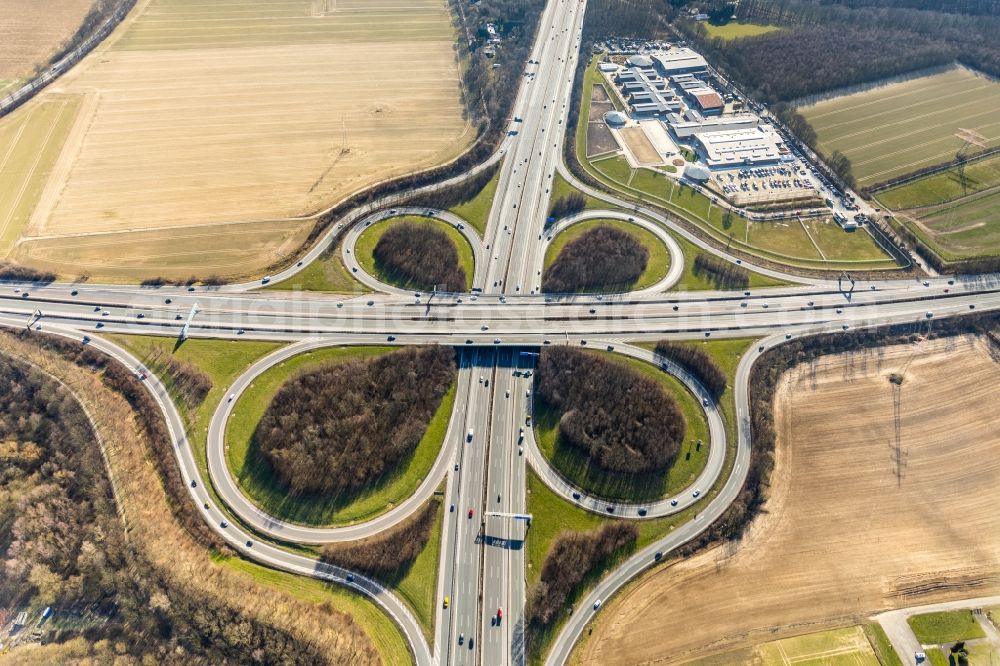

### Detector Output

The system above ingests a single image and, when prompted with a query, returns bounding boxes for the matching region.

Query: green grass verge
[266,240,369,294]
[926,647,949,666]
[671,233,789,291]
[215,554,411,666]
[449,166,501,236]
[907,610,985,645]
[876,153,1000,210]
[225,345,456,527]
[865,623,904,666]
[525,468,706,665]
[105,334,283,486]
[533,350,709,502]
[543,218,670,292]
[392,495,444,641]
[702,22,782,40]
[355,215,474,291]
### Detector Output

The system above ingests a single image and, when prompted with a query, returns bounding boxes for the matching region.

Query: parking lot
[709,162,822,206]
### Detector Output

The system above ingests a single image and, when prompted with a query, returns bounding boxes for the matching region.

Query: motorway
[1,0,999,664]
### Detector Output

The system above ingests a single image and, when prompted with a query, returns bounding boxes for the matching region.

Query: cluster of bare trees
[536,347,685,474]
[0,262,56,283]
[404,162,500,211]
[373,222,467,293]
[256,346,456,496]
[548,192,587,220]
[452,0,546,131]
[143,347,212,410]
[526,523,637,627]
[0,338,337,664]
[654,341,727,399]
[542,226,648,293]
[692,253,751,289]
[321,498,439,578]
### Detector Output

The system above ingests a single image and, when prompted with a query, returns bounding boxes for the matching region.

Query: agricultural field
[755,626,881,666]
[801,66,1000,187]
[575,335,1000,665]
[3,0,472,281]
[876,153,1000,261]
[0,0,96,82]
[0,96,81,256]
[701,22,783,41]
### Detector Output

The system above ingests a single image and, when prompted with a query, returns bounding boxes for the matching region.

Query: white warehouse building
[693,126,789,167]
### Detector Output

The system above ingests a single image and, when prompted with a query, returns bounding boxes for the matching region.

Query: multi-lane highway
[1,0,999,665]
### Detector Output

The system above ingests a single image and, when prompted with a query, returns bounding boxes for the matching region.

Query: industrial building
[652,49,708,76]
[613,64,681,118]
[693,126,789,167]
[669,114,759,138]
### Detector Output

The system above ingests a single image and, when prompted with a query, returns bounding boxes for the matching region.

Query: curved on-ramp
[522,342,726,519]
[206,336,472,543]
[0,317,432,666]
[340,207,486,296]
[540,209,684,295]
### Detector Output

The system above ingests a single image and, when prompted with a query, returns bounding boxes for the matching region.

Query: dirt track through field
[575,335,1000,665]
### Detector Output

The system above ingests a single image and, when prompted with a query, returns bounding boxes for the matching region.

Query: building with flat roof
[652,48,708,75]
[692,126,788,167]
[668,113,759,138]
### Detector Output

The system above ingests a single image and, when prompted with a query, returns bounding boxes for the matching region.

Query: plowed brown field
[0,0,95,82]
[575,335,1000,665]
[2,0,471,281]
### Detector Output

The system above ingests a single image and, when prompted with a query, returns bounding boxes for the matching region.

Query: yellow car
[443,596,450,609]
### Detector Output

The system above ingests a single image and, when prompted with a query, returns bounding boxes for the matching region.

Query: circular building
[625,54,653,68]
[684,162,711,182]
[604,110,628,128]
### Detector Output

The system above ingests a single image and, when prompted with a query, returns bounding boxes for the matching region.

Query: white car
[593,600,602,611]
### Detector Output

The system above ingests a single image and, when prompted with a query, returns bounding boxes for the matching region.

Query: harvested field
[801,66,1000,186]
[575,335,1000,666]
[4,0,471,281]
[0,0,96,80]
[756,626,880,666]
[0,95,81,255]
[620,127,661,166]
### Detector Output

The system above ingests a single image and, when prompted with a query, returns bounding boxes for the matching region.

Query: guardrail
[0,0,136,118]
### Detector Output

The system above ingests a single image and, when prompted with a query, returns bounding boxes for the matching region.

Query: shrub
[653,341,727,399]
[526,523,637,627]
[320,498,439,577]
[0,262,56,283]
[256,346,456,496]
[549,192,587,219]
[536,347,685,474]
[373,222,466,292]
[692,253,751,290]
[542,226,649,293]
